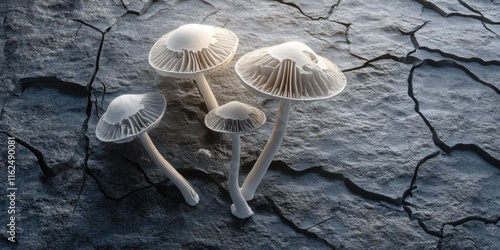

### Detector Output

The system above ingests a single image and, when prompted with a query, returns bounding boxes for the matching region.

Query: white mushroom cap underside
[96,92,166,143]
[149,23,239,78]
[205,101,266,134]
[235,41,346,101]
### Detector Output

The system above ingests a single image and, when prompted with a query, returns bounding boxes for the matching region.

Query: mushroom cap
[205,101,266,134]
[148,23,239,78]
[235,41,346,101]
[96,92,166,143]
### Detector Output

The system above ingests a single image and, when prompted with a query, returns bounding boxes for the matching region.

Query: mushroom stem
[229,133,254,219]
[138,133,200,206]
[241,99,291,201]
[195,73,219,111]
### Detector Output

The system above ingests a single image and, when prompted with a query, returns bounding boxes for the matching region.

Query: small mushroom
[205,101,266,218]
[235,41,346,200]
[148,23,239,111]
[95,92,199,206]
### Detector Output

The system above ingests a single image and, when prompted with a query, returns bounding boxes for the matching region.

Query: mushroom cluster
[96,23,346,219]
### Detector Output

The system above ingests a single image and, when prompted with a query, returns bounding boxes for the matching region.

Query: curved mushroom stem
[194,73,219,111]
[229,133,254,219]
[138,132,200,206]
[241,99,291,201]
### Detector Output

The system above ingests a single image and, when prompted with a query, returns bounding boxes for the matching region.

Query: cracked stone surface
[0,0,499,249]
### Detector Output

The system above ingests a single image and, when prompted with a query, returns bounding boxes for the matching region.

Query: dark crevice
[118,0,156,16]
[0,132,59,179]
[398,21,429,55]
[414,0,448,16]
[402,151,441,202]
[414,0,500,24]
[407,61,451,153]
[201,9,220,24]
[402,20,500,68]
[119,0,140,15]
[69,19,111,212]
[448,144,500,168]
[407,59,500,165]
[402,151,499,241]
[16,76,87,97]
[397,21,500,169]
[332,20,367,62]
[419,46,500,67]
[437,215,500,249]
[242,160,401,206]
[414,59,499,94]
[457,0,500,36]
[445,214,500,228]
[401,151,441,237]
[75,155,228,204]
[123,156,230,203]
[238,160,402,242]
[273,0,341,21]
[83,165,154,202]
[72,155,222,205]
[340,22,430,72]
[264,196,337,249]
[342,53,416,72]
[418,219,443,238]
[332,21,351,42]
[304,215,335,231]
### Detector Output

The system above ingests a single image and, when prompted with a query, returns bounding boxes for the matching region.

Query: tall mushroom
[95,92,199,206]
[205,101,266,218]
[148,23,239,111]
[235,41,347,200]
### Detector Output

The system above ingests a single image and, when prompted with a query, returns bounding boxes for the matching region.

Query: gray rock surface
[0,0,498,249]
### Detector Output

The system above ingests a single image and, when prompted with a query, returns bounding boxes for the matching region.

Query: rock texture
[0,0,498,249]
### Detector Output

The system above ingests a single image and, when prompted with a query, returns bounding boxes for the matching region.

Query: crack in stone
[118,0,157,16]
[342,53,412,72]
[69,19,111,212]
[240,160,405,240]
[339,19,500,170]
[15,76,87,97]
[263,196,338,249]
[414,59,499,94]
[444,215,500,228]
[418,46,500,67]
[332,20,367,62]
[273,0,341,21]
[83,165,154,202]
[123,156,229,204]
[200,9,220,24]
[242,160,402,205]
[457,0,500,36]
[407,59,500,166]
[415,0,500,25]
[402,151,499,243]
[401,151,443,237]
[398,21,430,55]
[436,215,500,249]
[0,131,57,179]
[402,151,441,201]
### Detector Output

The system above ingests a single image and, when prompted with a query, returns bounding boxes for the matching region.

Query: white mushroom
[235,41,347,200]
[205,101,266,218]
[95,92,199,206]
[148,23,239,111]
